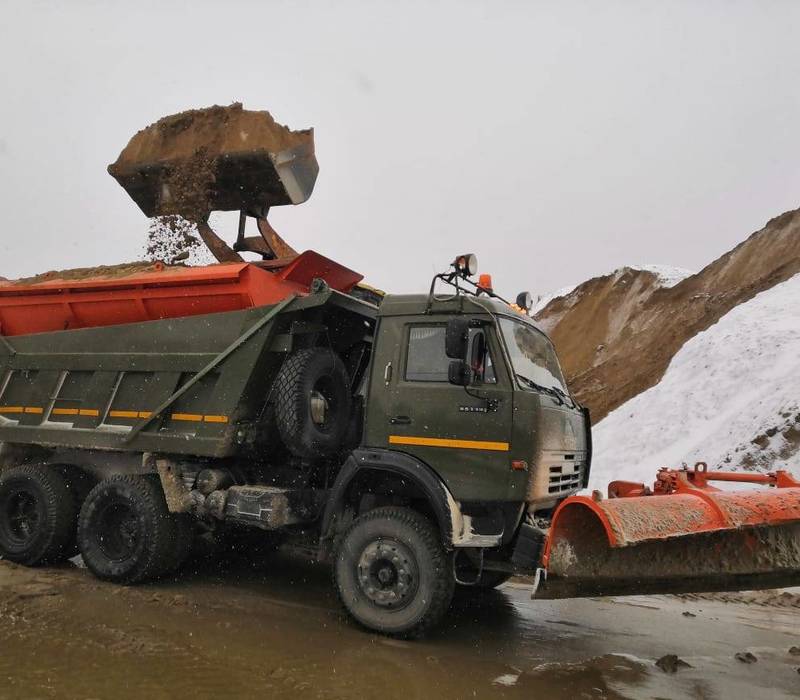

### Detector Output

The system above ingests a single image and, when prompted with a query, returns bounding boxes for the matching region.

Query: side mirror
[445,317,470,359]
[448,359,473,386]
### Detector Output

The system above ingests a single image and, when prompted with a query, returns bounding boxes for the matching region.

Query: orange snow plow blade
[536,464,800,599]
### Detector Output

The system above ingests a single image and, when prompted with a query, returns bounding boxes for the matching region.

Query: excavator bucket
[109,143,319,218]
[536,465,800,599]
[107,104,319,218]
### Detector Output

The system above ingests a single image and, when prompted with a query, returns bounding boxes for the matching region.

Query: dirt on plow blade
[536,468,800,599]
[539,520,800,599]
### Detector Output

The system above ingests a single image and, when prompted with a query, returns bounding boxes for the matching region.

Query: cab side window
[406,326,450,381]
[405,325,496,383]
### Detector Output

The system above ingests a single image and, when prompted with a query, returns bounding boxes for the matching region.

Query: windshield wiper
[515,374,564,405]
[551,385,578,409]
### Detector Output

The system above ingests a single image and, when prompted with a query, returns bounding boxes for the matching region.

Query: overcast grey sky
[1,1,798,299]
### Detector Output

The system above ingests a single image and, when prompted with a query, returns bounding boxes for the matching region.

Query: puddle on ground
[1,553,799,699]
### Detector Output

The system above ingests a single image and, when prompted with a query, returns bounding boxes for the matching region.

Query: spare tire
[273,347,352,460]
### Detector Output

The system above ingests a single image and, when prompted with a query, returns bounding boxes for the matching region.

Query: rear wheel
[77,475,179,584]
[334,507,454,638]
[0,466,77,566]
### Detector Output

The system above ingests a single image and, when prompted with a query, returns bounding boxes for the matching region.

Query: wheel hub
[309,389,329,426]
[357,538,419,610]
[309,375,337,431]
[96,501,140,561]
[4,490,39,544]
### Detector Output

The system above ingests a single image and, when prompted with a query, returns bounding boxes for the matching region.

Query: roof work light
[452,254,478,278]
[515,291,533,313]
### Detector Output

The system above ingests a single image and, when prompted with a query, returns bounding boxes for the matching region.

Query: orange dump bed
[0,251,362,337]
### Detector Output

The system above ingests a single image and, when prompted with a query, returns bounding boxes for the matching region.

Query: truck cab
[320,259,591,635]
[364,293,590,513]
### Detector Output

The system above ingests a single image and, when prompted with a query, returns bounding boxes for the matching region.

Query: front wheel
[334,507,454,638]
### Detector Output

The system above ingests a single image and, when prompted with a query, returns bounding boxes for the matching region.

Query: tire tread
[78,474,178,584]
[273,348,351,460]
[335,506,454,639]
[0,465,77,566]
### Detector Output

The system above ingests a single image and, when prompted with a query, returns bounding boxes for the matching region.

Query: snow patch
[531,283,579,315]
[589,273,800,491]
[630,264,694,288]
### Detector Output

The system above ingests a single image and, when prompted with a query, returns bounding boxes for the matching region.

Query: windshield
[498,317,569,394]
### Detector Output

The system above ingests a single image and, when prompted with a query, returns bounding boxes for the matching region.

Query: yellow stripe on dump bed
[171,413,204,422]
[203,415,229,424]
[52,408,80,416]
[0,406,45,415]
[109,410,139,419]
[389,435,510,452]
[107,410,223,423]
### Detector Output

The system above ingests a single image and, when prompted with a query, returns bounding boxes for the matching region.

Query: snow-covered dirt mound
[536,208,800,422]
[629,264,693,288]
[532,283,580,315]
[589,273,800,491]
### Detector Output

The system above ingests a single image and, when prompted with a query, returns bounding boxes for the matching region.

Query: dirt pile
[536,208,800,422]
[10,261,170,285]
[112,103,309,166]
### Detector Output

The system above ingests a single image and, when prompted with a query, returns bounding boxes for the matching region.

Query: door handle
[390,415,412,425]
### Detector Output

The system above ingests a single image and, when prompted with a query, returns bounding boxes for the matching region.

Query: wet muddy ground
[1,552,799,699]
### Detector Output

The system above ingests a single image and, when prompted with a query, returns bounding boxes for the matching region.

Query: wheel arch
[319,448,458,559]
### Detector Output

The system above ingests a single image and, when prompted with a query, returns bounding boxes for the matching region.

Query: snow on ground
[630,264,694,288]
[531,283,579,315]
[589,273,800,491]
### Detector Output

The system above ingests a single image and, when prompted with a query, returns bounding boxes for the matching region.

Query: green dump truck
[0,253,589,636]
[5,251,798,638]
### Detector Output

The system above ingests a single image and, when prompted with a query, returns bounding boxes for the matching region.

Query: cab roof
[378,293,547,334]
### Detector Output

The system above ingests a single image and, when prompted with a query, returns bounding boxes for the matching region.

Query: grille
[548,460,583,494]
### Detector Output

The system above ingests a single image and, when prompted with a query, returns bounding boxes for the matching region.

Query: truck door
[365,316,514,501]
